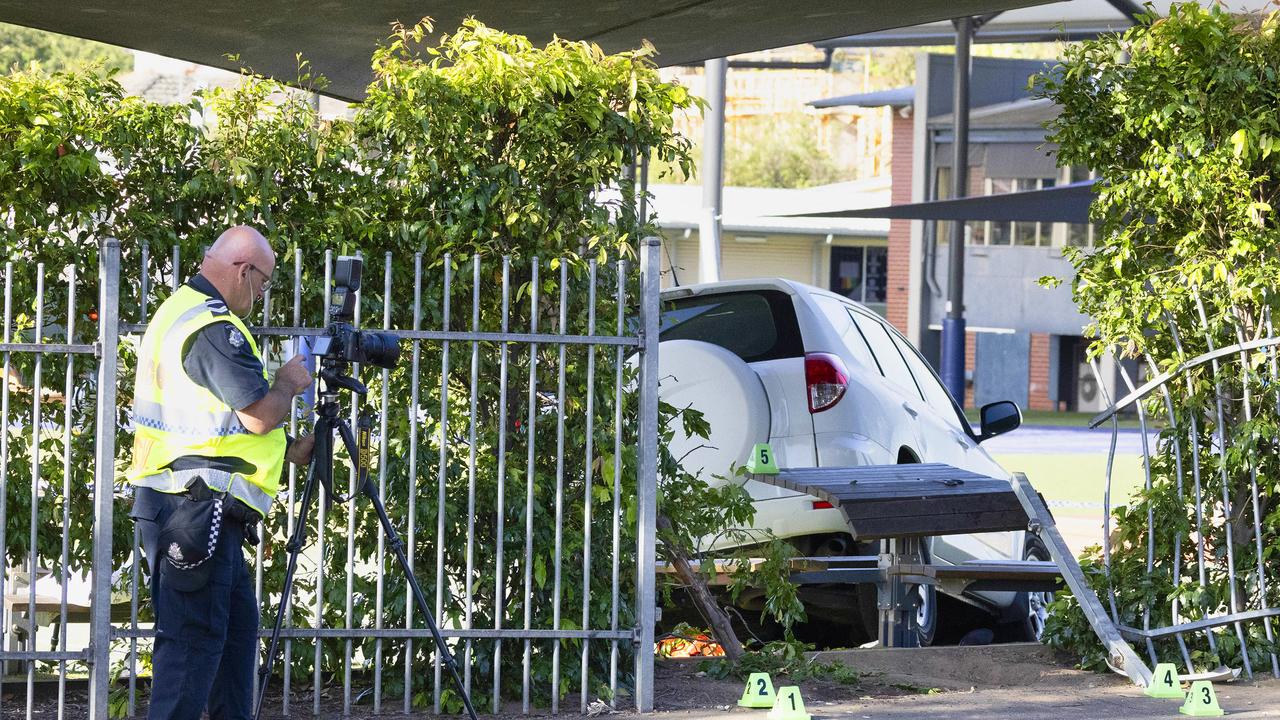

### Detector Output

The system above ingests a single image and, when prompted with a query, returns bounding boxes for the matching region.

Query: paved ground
[652,645,1280,720]
[983,424,1158,456]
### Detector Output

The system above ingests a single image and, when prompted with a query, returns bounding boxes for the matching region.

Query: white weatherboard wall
[661,231,886,289]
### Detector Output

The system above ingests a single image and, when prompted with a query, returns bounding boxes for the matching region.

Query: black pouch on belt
[157,494,225,592]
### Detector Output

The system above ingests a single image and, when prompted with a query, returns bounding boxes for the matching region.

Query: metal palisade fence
[1086,287,1280,683]
[0,237,661,718]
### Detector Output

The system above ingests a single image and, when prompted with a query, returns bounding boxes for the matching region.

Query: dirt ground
[653,644,1280,720]
[8,644,1280,718]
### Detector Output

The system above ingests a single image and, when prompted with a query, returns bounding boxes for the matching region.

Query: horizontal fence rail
[0,238,661,719]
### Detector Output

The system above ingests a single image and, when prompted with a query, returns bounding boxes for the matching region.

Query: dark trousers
[132,487,259,720]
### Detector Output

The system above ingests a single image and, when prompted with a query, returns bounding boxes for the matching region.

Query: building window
[984,177,1057,247]
[933,166,984,247]
[830,245,888,309]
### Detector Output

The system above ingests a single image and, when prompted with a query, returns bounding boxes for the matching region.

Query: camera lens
[359,331,402,369]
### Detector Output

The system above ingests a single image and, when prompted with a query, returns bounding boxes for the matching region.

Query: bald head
[200,225,276,317]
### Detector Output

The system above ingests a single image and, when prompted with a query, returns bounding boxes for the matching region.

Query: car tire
[1005,535,1055,642]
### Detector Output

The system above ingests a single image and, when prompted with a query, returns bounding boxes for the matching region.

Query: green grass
[991,452,1146,516]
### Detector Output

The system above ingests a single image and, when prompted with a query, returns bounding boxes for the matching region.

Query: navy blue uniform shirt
[182,274,270,411]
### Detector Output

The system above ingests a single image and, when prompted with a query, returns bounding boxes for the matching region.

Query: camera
[311,255,402,370]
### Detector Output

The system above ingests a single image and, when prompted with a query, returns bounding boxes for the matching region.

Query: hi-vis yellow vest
[127,284,285,517]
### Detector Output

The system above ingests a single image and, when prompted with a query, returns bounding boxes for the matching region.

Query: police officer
[128,225,315,720]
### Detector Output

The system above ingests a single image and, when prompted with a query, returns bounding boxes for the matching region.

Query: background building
[811,53,1127,412]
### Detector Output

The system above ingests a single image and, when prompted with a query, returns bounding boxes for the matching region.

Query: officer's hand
[275,354,312,396]
[286,432,316,466]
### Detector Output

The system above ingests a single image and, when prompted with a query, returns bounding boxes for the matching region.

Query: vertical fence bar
[140,243,150,321]
[405,252,423,714]
[434,255,453,714]
[609,260,626,705]
[464,255,481,699]
[57,266,77,720]
[28,264,46,720]
[88,238,122,720]
[551,262,568,714]
[344,252,364,715]
[171,244,180,291]
[1230,316,1280,677]
[493,256,511,713]
[375,252,392,711]
[1115,362,1158,665]
[254,259,271,708]
[130,244,151,715]
[1091,357,1123,625]
[522,258,540,715]
[316,250,333,717]
[580,261,598,713]
[1193,292,1252,677]
[283,247,302,716]
[1143,353,1194,671]
[0,262,11,715]
[1166,312,1218,658]
[635,238,661,712]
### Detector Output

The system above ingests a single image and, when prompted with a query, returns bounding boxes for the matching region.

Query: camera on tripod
[310,255,402,370]
[257,254,479,720]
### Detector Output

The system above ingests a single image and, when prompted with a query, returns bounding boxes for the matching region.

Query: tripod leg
[359,479,480,720]
[254,423,329,720]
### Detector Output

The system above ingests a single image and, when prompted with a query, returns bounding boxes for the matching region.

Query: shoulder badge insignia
[227,328,246,348]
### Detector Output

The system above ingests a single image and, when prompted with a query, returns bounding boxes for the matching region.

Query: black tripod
[254,368,479,720]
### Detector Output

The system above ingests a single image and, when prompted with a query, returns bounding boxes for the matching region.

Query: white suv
[658,278,1046,645]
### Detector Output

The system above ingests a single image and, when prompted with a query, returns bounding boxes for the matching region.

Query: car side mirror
[978,400,1022,442]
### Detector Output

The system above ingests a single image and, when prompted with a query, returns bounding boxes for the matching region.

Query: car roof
[661,277,881,317]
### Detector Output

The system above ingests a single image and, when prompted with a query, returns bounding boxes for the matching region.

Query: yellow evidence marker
[1180,680,1225,717]
[746,443,779,475]
[1145,663,1184,699]
[737,672,776,708]
[767,686,811,720]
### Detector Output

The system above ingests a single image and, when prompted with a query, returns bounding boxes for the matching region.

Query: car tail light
[805,352,848,413]
[811,500,834,510]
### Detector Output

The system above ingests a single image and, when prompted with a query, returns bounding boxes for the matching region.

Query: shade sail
[0,0,1054,102]
[786,180,1096,223]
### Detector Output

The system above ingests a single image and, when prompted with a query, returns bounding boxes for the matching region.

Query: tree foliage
[1034,4,1280,671]
[0,21,133,74]
[0,18,723,708]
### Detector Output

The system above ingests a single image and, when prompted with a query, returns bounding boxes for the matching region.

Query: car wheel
[911,549,938,647]
[1008,535,1055,642]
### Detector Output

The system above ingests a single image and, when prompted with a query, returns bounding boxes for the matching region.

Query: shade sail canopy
[0,0,1054,101]
[786,180,1096,223]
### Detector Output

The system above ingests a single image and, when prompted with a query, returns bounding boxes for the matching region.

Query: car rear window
[660,289,804,363]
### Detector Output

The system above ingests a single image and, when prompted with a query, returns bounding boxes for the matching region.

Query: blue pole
[941,17,972,404]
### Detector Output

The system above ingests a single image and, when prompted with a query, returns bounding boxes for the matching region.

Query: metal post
[88,238,122,720]
[941,17,972,403]
[698,58,726,284]
[634,237,661,712]
[1011,473,1152,686]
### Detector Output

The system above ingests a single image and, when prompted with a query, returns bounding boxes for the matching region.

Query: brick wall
[1028,332,1052,411]
[886,113,914,334]
[964,330,977,409]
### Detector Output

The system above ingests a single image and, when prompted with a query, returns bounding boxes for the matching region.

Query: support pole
[634,237,661,711]
[88,238,121,720]
[941,17,972,404]
[698,58,726,283]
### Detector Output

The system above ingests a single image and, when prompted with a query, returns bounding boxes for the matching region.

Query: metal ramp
[752,463,1153,686]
